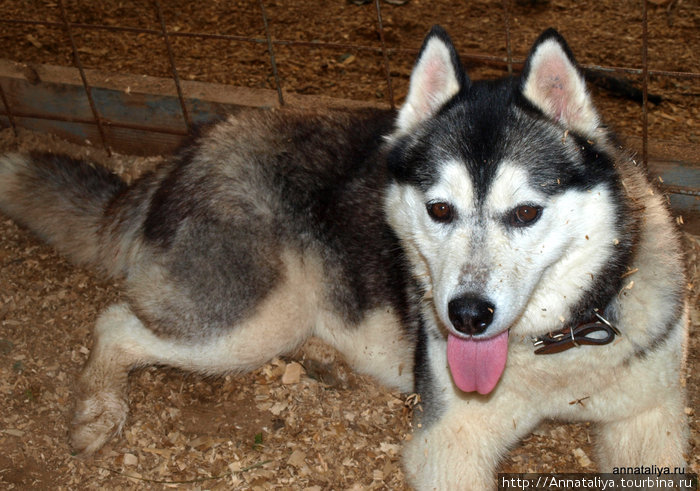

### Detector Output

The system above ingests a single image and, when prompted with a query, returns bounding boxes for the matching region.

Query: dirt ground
[0,0,698,489]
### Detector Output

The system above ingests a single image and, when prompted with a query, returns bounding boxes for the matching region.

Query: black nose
[448,295,495,335]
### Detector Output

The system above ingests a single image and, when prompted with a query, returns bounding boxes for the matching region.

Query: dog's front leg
[595,394,688,473]
[403,391,538,491]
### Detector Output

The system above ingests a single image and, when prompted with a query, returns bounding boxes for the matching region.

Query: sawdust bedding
[0,127,698,490]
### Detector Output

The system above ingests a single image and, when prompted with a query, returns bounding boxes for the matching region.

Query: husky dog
[390,28,689,489]
[0,26,688,489]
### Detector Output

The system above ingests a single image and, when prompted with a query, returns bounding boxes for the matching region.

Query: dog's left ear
[396,25,467,134]
[521,29,599,136]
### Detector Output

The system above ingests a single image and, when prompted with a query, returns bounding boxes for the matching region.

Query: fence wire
[0,0,698,175]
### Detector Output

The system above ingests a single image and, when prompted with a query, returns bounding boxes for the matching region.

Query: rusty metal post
[258,0,284,106]
[57,0,111,155]
[154,0,192,132]
[0,83,18,137]
[502,0,513,76]
[375,0,396,109]
[641,0,649,167]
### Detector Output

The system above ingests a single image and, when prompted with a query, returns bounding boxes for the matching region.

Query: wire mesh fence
[0,0,698,202]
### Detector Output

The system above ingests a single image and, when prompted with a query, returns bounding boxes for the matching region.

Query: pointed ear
[521,29,599,136]
[396,25,467,134]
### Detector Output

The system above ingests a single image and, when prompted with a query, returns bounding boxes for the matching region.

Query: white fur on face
[483,163,619,337]
[387,160,619,338]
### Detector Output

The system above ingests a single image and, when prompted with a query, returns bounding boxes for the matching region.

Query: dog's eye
[427,202,455,223]
[508,205,542,227]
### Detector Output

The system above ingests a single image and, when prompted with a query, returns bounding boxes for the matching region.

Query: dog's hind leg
[71,252,319,455]
[71,302,315,454]
[70,303,152,455]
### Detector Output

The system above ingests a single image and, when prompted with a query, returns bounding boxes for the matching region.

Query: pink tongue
[447,330,509,394]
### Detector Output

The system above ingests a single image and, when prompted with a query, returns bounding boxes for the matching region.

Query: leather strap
[532,312,620,355]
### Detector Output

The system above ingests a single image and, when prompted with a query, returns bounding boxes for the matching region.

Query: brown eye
[427,202,454,223]
[509,205,542,227]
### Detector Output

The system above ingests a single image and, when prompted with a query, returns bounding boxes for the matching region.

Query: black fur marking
[635,312,683,360]
[268,110,418,326]
[136,109,422,339]
[388,75,620,204]
[389,25,622,208]
[628,284,687,361]
[142,150,201,249]
[562,146,640,330]
[387,80,515,194]
[142,117,230,249]
[413,319,444,428]
[27,151,127,205]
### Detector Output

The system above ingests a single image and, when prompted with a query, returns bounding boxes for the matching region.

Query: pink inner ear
[419,57,452,114]
[535,57,573,123]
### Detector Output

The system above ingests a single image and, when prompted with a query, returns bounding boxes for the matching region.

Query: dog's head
[385,27,632,393]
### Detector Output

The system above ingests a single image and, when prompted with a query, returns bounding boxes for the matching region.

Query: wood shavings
[287,449,307,468]
[281,361,303,384]
[122,453,138,466]
[1,126,699,489]
[573,448,592,468]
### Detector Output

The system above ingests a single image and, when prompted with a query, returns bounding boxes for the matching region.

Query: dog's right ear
[396,26,467,134]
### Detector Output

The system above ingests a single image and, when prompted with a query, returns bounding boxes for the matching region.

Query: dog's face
[386,27,626,393]
[387,147,619,341]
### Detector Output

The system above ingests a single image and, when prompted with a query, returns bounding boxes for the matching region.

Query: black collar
[532,310,621,355]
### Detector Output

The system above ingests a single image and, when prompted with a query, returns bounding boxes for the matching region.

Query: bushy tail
[0,152,128,275]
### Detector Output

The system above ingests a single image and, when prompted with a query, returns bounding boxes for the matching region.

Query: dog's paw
[70,391,128,456]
